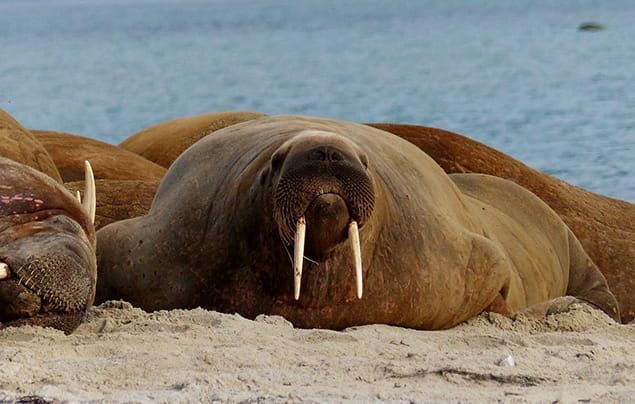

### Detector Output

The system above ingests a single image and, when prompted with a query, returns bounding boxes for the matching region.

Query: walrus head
[0,159,97,333]
[266,130,375,301]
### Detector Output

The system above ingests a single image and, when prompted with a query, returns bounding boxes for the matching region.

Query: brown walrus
[367,123,635,323]
[0,157,97,333]
[31,130,166,183]
[119,111,266,168]
[0,109,62,183]
[96,116,619,329]
[65,179,160,230]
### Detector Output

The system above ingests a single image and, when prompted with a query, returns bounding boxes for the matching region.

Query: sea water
[0,0,633,201]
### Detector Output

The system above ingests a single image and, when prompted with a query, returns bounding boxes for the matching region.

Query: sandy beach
[0,301,633,403]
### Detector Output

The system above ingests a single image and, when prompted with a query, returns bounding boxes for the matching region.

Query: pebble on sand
[498,354,516,367]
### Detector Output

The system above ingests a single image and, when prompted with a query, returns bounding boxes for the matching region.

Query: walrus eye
[259,167,270,186]
[48,215,85,235]
[271,152,284,172]
[0,262,9,280]
[330,150,344,161]
[360,154,369,169]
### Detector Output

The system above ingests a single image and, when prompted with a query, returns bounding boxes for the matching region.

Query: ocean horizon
[1,0,633,201]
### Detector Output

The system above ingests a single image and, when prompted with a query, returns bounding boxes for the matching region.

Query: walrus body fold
[96,116,619,329]
[367,123,634,323]
[451,173,618,320]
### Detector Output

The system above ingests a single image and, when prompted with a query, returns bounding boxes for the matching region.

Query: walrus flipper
[449,173,620,323]
[513,228,621,322]
[565,228,621,322]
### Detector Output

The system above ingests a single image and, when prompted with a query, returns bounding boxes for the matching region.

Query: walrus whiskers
[82,160,96,224]
[349,221,363,299]
[293,216,306,300]
[0,262,9,280]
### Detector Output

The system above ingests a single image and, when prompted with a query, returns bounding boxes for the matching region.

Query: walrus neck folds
[269,130,375,301]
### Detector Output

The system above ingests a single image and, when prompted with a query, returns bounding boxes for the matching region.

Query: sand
[1,302,633,403]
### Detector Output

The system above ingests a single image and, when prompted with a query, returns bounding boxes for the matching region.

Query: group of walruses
[1,109,633,333]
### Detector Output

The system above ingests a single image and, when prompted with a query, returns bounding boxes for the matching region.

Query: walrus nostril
[307,147,346,162]
[271,152,284,171]
[330,150,344,161]
[307,146,344,161]
[309,149,327,161]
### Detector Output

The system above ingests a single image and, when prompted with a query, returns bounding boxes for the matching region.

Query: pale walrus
[0,109,62,183]
[31,130,166,183]
[368,123,635,323]
[119,111,266,168]
[0,157,97,333]
[96,116,619,329]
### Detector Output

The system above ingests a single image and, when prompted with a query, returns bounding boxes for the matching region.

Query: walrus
[0,109,62,183]
[119,111,266,168]
[31,130,166,183]
[367,123,635,323]
[0,157,97,333]
[65,179,160,230]
[111,111,635,322]
[96,116,619,329]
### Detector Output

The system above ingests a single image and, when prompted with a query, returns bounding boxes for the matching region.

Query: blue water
[1,0,633,201]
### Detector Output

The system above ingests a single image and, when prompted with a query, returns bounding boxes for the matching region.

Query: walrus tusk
[76,190,82,204]
[0,262,9,280]
[294,216,306,300]
[82,160,96,224]
[349,221,363,299]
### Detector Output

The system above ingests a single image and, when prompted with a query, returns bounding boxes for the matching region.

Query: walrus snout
[304,193,350,258]
[270,131,373,301]
[0,219,96,332]
[1,231,94,303]
[271,132,375,245]
[304,145,348,163]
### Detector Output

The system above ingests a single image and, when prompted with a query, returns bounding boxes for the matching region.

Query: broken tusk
[0,262,9,280]
[82,160,96,224]
[293,216,306,300]
[76,190,82,204]
[349,221,363,299]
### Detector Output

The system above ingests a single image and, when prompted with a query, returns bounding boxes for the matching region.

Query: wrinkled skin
[367,123,635,323]
[0,157,96,333]
[97,116,619,329]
